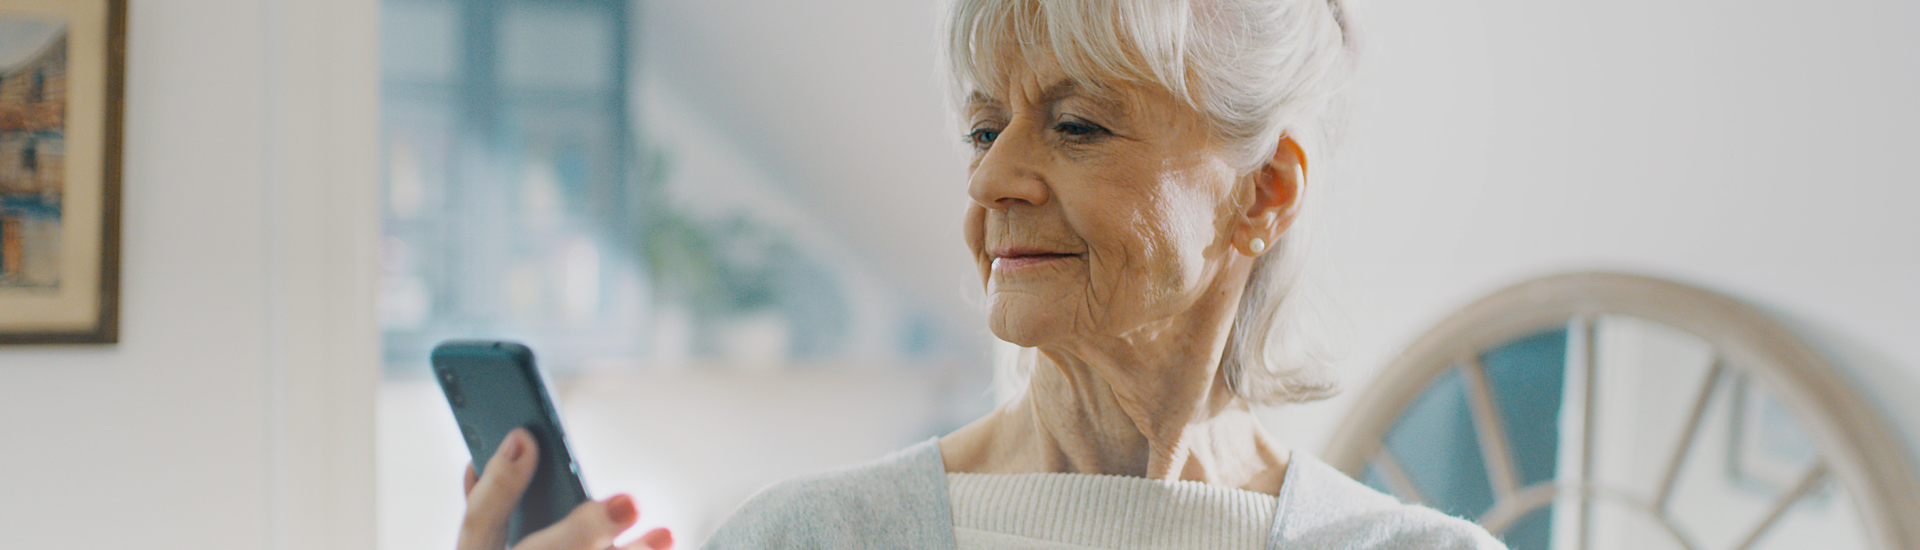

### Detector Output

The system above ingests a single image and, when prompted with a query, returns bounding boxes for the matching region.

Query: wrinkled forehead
[962,83,1080,120]
[960,56,1121,114]
[947,0,1198,113]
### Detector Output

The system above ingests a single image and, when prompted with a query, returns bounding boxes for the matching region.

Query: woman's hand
[458,428,674,550]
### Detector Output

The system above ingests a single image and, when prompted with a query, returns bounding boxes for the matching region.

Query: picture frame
[0,0,124,344]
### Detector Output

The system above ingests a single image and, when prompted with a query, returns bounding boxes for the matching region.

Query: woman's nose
[967,125,1049,209]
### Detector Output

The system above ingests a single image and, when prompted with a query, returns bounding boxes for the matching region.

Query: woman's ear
[1238,135,1306,256]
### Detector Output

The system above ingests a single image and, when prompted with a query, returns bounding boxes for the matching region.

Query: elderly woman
[455,0,1506,548]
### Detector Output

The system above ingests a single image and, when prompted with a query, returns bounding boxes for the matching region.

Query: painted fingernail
[606,494,637,525]
[503,432,526,461]
[642,528,674,549]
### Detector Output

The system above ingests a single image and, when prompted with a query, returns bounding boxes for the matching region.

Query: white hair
[945,0,1357,405]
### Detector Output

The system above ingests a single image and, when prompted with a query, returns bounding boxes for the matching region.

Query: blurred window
[380,0,641,373]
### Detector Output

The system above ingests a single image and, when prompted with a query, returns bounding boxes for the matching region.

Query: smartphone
[432,340,589,545]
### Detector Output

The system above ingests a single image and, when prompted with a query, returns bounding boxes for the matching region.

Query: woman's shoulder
[1272,454,1507,550]
[700,438,958,550]
[726,438,948,518]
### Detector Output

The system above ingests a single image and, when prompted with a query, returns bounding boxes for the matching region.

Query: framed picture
[0,0,124,344]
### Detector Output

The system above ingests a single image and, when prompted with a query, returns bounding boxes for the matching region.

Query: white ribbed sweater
[701,439,1506,550]
[947,472,1276,550]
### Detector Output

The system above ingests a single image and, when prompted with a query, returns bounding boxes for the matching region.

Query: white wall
[0,1,378,548]
[1262,0,1920,465]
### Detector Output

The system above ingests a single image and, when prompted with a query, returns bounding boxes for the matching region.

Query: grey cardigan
[702,439,1506,549]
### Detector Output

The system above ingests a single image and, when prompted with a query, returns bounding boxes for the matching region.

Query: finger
[511,494,637,550]
[631,528,674,550]
[457,429,539,550]
[463,463,478,497]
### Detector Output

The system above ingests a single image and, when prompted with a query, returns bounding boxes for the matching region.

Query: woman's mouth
[991,247,1077,271]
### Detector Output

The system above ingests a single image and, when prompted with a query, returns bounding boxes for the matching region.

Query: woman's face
[963,56,1251,349]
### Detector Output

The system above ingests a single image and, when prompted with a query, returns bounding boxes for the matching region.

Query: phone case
[431,340,590,545]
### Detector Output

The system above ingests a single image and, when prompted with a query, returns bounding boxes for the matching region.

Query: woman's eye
[965,128,1000,149]
[1053,120,1108,140]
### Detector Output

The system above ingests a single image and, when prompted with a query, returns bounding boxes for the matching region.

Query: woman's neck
[941,342,1290,495]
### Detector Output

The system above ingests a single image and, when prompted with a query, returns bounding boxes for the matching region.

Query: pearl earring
[1248,237,1267,255]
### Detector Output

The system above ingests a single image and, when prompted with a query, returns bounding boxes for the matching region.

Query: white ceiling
[637,0,982,329]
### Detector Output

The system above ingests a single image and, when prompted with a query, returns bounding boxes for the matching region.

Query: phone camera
[439,370,467,408]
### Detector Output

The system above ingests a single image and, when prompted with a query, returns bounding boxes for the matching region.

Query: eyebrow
[967,79,1083,112]
[1034,79,1080,105]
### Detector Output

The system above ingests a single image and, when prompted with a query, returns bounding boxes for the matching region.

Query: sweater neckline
[945,470,1280,550]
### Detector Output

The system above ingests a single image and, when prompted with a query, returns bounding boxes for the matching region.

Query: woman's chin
[986,302,1072,348]
[990,329,1047,349]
